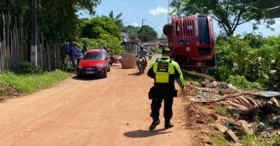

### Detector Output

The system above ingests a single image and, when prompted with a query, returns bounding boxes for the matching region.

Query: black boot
[165,121,174,129]
[149,119,160,131]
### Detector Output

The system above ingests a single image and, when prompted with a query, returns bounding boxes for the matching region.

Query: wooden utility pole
[31,0,38,67]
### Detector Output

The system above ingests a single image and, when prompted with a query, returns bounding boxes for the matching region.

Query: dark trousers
[150,96,174,122]
[69,55,75,66]
[77,58,81,65]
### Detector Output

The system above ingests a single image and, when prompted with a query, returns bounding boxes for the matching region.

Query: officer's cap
[162,48,171,54]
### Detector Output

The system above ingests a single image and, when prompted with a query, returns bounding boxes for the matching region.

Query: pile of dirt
[184,102,218,145]
[0,82,22,99]
[185,102,217,127]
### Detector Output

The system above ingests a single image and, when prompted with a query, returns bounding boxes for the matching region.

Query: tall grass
[0,69,71,94]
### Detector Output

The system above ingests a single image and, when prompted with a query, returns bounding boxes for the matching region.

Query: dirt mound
[185,102,217,127]
[184,102,217,145]
[0,82,22,99]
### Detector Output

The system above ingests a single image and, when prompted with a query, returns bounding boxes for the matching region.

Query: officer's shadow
[124,129,172,138]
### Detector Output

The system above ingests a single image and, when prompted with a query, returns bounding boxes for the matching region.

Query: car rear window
[83,52,104,60]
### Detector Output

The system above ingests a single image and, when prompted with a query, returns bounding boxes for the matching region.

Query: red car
[77,49,111,78]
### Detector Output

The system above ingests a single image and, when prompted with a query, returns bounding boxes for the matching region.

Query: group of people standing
[65,42,87,67]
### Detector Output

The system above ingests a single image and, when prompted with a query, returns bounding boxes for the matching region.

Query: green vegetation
[0,0,101,43]
[240,134,280,146]
[138,25,158,42]
[211,131,280,146]
[171,0,275,37]
[209,33,280,90]
[211,133,230,146]
[183,70,215,82]
[121,25,140,38]
[0,70,71,94]
[121,25,158,42]
[79,16,124,55]
[214,105,229,117]
[151,48,162,54]
[19,61,43,74]
[108,10,124,30]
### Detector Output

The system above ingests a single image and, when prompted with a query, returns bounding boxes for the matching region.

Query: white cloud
[149,7,169,16]
[132,22,139,27]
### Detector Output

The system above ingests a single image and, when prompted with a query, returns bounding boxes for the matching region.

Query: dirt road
[0,55,195,146]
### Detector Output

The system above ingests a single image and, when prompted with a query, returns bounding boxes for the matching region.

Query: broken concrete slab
[239,120,253,135]
[213,124,228,133]
[225,129,239,143]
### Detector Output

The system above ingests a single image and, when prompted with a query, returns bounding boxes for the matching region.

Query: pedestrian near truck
[147,48,186,131]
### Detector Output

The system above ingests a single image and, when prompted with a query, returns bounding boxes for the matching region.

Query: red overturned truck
[163,15,216,73]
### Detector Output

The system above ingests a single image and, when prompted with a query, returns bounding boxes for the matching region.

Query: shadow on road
[124,129,171,138]
[0,99,6,103]
[128,72,141,76]
[71,75,103,81]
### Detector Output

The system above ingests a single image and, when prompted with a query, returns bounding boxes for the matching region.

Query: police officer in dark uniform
[147,48,186,131]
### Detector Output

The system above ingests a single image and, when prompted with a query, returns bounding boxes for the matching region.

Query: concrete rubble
[185,80,280,143]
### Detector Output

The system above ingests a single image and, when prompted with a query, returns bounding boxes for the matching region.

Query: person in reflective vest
[147,48,186,131]
[76,46,83,65]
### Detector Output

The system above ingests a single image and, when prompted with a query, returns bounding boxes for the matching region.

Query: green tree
[73,0,101,15]
[138,25,157,42]
[80,16,121,40]
[0,0,101,43]
[170,0,275,37]
[108,10,123,30]
[121,25,140,38]
[254,0,280,18]
[80,16,124,55]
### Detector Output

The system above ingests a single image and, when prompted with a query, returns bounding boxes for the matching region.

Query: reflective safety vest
[153,59,175,83]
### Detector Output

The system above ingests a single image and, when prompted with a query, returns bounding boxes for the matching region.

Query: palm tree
[109,10,123,29]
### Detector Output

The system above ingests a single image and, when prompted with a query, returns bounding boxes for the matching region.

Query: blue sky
[78,0,280,37]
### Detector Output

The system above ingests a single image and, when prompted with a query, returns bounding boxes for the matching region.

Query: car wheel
[101,69,108,78]
[77,73,82,78]
[107,65,111,72]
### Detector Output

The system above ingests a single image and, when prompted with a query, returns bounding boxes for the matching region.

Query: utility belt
[148,85,177,99]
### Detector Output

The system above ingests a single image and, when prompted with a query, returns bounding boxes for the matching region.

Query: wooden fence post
[0,40,2,72]
[47,43,51,71]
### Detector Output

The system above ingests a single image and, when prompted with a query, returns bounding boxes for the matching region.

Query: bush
[227,75,263,90]
[214,33,280,90]
[151,48,162,54]
[19,61,43,74]
[79,37,124,55]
